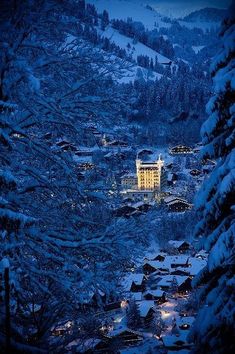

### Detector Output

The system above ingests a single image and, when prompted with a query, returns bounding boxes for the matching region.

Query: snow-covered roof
[144,289,165,297]
[180,257,206,276]
[164,196,189,204]
[108,327,143,337]
[121,173,137,179]
[66,338,101,351]
[146,255,190,269]
[137,300,155,317]
[123,273,145,290]
[156,275,189,288]
[130,292,142,301]
[168,240,189,248]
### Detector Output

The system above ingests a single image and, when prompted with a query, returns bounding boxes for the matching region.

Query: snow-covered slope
[178,7,226,30]
[98,26,171,64]
[88,0,171,30]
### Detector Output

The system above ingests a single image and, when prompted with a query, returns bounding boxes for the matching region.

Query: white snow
[88,0,171,30]
[192,45,205,53]
[137,300,155,317]
[98,26,171,64]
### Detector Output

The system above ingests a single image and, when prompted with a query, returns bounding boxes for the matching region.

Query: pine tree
[126,300,141,329]
[190,4,235,353]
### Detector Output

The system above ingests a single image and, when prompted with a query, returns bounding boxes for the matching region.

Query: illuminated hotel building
[136,155,166,191]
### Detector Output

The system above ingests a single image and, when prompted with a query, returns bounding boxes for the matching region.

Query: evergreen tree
[126,300,141,329]
[190,4,235,353]
[101,10,109,30]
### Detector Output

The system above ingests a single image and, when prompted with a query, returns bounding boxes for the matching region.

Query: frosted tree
[190,4,235,353]
[0,0,135,351]
[126,300,141,329]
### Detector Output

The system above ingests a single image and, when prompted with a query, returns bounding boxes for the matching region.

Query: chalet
[164,196,192,212]
[124,273,147,292]
[138,300,156,325]
[201,158,216,166]
[152,253,166,262]
[190,169,201,177]
[169,145,193,155]
[106,140,128,148]
[143,290,166,304]
[107,328,143,347]
[120,189,155,203]
[51,320,73,336]
[143,261,167,275]
[168,240,190,253]
[170,269,189,276]
[156,275,191,293]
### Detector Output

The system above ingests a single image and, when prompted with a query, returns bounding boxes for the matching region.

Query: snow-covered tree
[190,5,235,353]
[126,299,141,329]
[0,0,135,351]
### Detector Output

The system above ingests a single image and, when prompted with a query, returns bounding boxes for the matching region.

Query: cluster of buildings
[50,240,207,353]
[121,152,167,203]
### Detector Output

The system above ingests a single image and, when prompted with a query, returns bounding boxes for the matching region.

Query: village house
[124,273,147,293]
[121,173,138,189]
[143,261,169,275]
[164,196,192,212]
[143,290,166,304]
[189,169,201,177]
[106,328,143,347]
[169,145,194,155]
[168,240,191,253]
[138,300,156,326]
[120,189,156,203]
[156,275,192,293]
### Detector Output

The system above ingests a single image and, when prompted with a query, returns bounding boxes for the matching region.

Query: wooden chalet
[164,196,192,212]
[169,145,193,155]
[107,328,143,347]
[143,290,166,304]
[189,169,201,176]
[138,300,156,325]
[168,240,190,253]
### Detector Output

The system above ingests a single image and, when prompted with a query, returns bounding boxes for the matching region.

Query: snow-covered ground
[98,26,171,64]
[88,0,172,30]
[179,19,220,30]
[192,45,205,53]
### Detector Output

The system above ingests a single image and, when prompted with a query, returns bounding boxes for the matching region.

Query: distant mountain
[182,7,227,23]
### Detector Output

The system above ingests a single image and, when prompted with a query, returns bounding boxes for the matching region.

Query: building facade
[136,155,166,191]
[121,174,138,189]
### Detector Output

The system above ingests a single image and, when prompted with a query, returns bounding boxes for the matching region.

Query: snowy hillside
[178,7,226,30]
[88,0,171,29]
[182,7,227,22]
[98,26,171,64]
